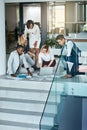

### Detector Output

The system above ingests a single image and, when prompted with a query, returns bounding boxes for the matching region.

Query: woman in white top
[38,45,56,67]
[24,20,41,66]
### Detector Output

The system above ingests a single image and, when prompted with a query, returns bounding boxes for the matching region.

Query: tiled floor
[1,73,53,82]
[56,74,87,83]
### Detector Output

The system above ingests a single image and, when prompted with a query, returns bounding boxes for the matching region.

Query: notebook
[39,67,54,75]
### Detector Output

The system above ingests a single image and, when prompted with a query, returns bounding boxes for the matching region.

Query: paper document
[67,61,73,72]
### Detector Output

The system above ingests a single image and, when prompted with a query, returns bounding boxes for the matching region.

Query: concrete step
[0,79,63,130]
[0,112,54,129]
[0,79,51,91]
[0,112,40,126]
[0,125,39,130]
[0,101,57,115]
[0,90,48,101]
[0,101,44,113]
[0,89,61,103]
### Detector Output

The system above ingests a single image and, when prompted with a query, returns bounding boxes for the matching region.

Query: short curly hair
[16,44,24,50]
[56,34,65,40]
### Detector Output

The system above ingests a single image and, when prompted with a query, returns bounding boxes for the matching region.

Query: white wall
[0,0,6,75]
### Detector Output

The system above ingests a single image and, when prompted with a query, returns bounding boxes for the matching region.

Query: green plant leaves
[44,37,61,48]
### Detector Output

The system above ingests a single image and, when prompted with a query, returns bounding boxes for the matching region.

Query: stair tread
[0,124,39,130]
[0,112,54,126]
[0,101,57,114]
[0,101,44,112]
[0,87,49,93]
[0,112,41,124]
[0,79,51,91]
[0,90,48,101]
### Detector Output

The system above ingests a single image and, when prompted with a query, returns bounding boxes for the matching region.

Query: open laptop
[39,67,54,76]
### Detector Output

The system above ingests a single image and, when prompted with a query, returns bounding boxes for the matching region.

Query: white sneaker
[26,75,32,79]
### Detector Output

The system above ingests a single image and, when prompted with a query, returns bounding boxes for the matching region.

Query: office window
[23,4,41,24]
[47,3,65,34]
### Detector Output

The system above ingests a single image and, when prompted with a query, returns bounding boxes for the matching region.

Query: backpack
[72,42,81,56]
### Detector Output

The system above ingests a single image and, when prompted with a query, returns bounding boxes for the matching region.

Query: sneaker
[32,65,40,71]
[26,75,32,79]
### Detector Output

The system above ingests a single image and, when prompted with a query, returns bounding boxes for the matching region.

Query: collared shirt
[65,40,73,57]
[38,52,54,64]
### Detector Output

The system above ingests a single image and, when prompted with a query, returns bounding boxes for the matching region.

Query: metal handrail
[39,47,64,130]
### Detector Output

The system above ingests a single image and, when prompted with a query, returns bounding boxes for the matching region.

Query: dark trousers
[42,60,56,67]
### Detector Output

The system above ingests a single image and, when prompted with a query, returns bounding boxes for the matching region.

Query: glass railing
[39,47,65,130]
[39,39,87,130]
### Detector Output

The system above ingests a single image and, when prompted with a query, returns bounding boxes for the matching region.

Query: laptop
[39,67,54,75]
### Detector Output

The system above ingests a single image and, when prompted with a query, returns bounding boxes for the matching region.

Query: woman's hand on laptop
[43,65,48,67]
[48,60,53,67]
[48,64,50,67]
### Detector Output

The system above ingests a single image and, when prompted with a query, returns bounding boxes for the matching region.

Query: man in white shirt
[7,45,32,77]
[56,34,80,78]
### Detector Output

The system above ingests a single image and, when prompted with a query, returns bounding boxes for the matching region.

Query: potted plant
[44,36,62,56]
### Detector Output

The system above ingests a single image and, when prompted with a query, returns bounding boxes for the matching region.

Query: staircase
[39,82,64,130]
[0,78,52,130]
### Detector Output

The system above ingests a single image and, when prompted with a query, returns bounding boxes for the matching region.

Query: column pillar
[0,0,6,75]
[19,3,24,33]
[41,2,47,46]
